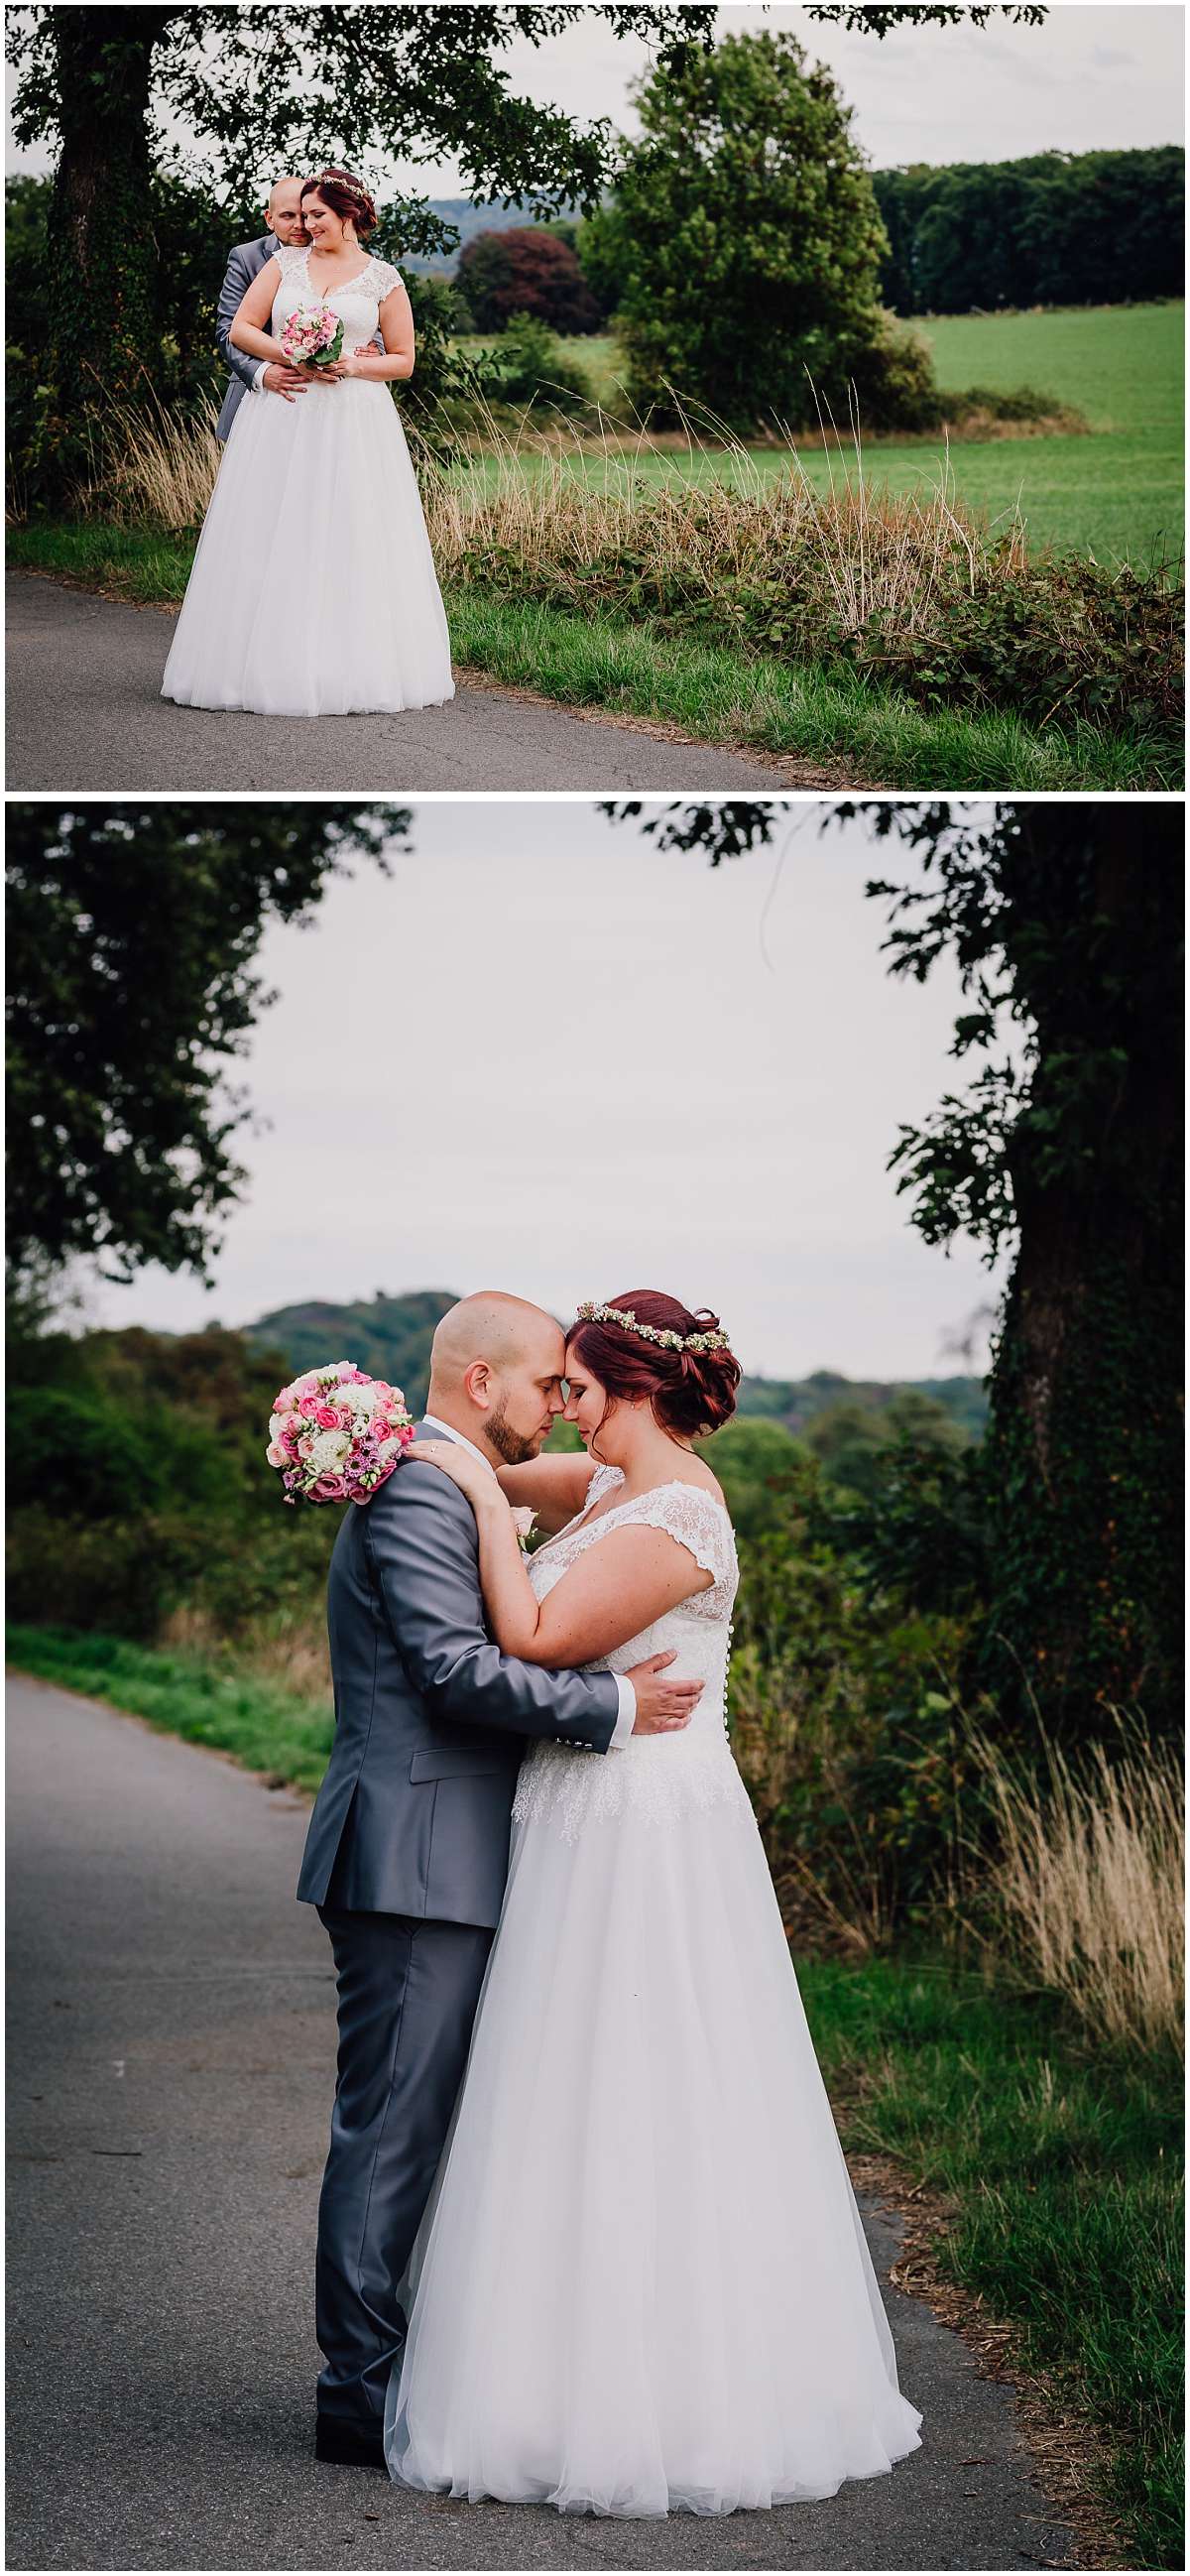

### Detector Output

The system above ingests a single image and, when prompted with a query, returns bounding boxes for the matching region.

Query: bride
[162,169,454,718]
[383,1289,922,2518]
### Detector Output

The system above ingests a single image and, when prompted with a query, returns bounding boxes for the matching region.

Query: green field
[462,303,1184,566]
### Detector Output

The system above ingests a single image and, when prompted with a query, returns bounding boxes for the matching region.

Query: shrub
[488,313,592,413]
[6,1504,209,1638]
[728,1501,982,1949]
[845,309,942,432]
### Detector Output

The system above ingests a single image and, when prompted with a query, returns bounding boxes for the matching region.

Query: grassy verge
[801,1954,1183,2571]
[7,1623,332,1792]
[444,587,1175,790]
[8,523,1174,791]
[8,1621,1181,2565]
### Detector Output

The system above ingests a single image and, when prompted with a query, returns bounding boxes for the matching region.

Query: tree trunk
[48,11,171,394]
[981,803,1182,1735]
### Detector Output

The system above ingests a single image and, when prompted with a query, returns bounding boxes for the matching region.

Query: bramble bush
[436,466,1182,738]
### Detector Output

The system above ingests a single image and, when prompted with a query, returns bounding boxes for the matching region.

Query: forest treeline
[871,146,1184,316]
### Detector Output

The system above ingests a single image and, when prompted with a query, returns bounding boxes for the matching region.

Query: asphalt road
[6,1673,1081,2574]
[6,573,804,792]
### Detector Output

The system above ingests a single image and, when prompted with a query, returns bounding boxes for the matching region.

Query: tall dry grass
[421,393,1028,639]
[160,1599,331,1700]
[78,389,1182,728]
[91,389,224,530]
[971,1725,1185,2057]
[89,387,1026,639]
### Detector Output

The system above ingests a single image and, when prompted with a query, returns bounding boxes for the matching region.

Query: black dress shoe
[314,2415,387,2469]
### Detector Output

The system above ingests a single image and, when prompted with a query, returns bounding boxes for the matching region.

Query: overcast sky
[84,802,1011,1385]
[6,6,1183,186]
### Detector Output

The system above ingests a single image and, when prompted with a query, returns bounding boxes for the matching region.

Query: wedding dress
[384,1467,922,2517]
[162,244,454,716]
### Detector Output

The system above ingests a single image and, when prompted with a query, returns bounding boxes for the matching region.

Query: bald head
[264,176,307,244]
[426,1292,566,1465]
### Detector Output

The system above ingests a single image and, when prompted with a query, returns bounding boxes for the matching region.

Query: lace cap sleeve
[632,1485,737,1600]
[368,255,403,299]
[583,1463,624,1513]
[273,243,304,279]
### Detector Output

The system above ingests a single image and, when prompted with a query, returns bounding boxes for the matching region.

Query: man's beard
[486,1393,541,1467]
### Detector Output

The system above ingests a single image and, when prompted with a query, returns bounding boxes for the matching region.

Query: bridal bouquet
[278,303,345,369]
[267,1363,414,1506]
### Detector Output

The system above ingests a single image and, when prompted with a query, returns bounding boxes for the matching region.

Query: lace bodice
[272,243,401,352]
[513,1465,752,1841]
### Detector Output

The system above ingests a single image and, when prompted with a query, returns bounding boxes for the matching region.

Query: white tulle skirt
[162,378,454,717]
[385,1783,922,2517]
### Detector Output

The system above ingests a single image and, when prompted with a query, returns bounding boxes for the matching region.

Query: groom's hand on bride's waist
[628,1651,703,1735]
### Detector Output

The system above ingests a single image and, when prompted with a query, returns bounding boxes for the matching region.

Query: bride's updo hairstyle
[567,1290,741,1444]
[301,169,379,238]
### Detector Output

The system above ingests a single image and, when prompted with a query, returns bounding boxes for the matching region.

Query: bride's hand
[405,1438,504,1511]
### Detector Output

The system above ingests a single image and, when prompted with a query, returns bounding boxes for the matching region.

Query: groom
[298,1292,702,2468]
[215,176,314,438]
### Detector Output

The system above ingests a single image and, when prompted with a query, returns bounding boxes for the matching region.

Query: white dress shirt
[420,1415,636,1748]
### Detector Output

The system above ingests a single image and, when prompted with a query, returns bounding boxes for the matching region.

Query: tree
[6,6,716,400]
[457,225,602,334]
[602,799,1183,1738]
[872,148,1185,316]
[605,30,896,429]
[803,3,1045,27]
[6,803,407,1288]
[572,204,626,322]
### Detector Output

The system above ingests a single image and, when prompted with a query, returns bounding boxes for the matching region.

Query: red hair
[301,169,379,238]
[566,1289,740,1443]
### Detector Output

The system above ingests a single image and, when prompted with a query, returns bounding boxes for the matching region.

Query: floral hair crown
[574,1299,732,1356]
[314,168,371,204]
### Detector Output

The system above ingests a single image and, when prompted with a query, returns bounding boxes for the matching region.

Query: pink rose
[266,1439,288,1467]
[298,1434,315,1459]
[315,1404,342,1430]
[298,1395,320,1419]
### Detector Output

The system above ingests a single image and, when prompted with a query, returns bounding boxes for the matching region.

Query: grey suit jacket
[297,1427,621,1927]
[216,236,275,440]
[215,233,392,441]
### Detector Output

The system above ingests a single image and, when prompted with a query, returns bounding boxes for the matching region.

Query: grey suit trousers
[314,1902,493,2430]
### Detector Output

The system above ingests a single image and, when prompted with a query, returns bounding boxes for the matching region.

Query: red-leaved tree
[458,226,602,333]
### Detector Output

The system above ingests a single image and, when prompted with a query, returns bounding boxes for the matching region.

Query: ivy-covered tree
[6,803,407,1288]
[602,798,1183,1739]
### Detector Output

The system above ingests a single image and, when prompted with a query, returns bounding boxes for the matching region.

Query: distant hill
[401,195,581,275]
[244,1291,988,1436]
[245,1291,457,1411]
[737,1368,988,1440]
